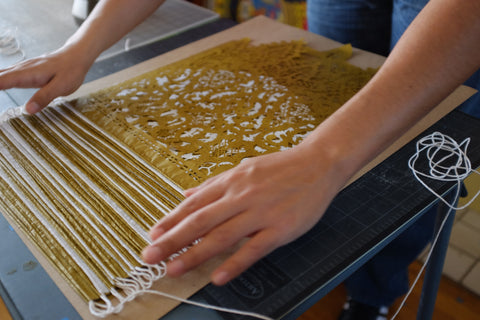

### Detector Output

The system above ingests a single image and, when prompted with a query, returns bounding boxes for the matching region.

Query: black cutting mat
[197,109,480,319]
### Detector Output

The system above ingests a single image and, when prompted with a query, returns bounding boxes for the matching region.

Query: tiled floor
[422,174,480,296]
[447,207,480,294]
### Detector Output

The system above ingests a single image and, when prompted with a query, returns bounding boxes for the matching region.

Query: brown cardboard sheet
[3,15,476,320]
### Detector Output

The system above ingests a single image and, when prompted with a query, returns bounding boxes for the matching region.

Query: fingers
[24,86,60,114]
[148,179,225,240]
[183,173,222,197]
[24,101,41,114]
[148,207,280,286]
[0,60,53,90]
[143,194,245,263]
[141,150,334,286]
[211,230,279,285]
[0,52,88,114]
[24,76,68,113]
[183,186,199,197]
[163,213,256,278]
[0,62,56,113]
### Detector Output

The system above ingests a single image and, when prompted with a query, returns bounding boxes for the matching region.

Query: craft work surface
[0,17,238,320]
[2,109,480,320]
[0,16,383,320]
[0,15,478,320]
[0,0,218,105]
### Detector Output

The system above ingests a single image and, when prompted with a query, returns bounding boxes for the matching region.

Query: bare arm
[0,0,165,113]
[66,0,166,61]
[143,0,480,285]
[305,0,480,185]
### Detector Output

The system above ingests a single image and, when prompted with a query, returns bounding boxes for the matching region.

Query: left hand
[141,145,345,285]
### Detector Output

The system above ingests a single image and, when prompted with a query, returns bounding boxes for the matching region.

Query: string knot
[408,131,478,210]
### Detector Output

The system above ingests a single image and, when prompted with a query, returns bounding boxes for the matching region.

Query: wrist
[59,39,97,74]
[294,133,357,195]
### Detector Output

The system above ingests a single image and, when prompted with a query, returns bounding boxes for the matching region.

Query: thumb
[25,86,57,114]
[25,100,43,114]
[24,77,78,114]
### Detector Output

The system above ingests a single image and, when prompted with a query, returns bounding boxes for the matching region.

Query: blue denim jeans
[307,0,480,307]
[307,0,480,118]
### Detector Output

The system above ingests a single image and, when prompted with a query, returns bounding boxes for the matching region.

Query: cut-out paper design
[0,39,376,315]
[75,39,377,188]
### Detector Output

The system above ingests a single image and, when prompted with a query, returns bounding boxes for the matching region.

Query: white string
[389,189,457,320]
[124,38,131,52]
[137,289,273,320]
[0,28,26,61]
[89,261,273,320]
[390,131,480,319]
[408,132,480,210]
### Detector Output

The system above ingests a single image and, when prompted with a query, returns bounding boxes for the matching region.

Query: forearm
[0,0,166,113]
[64,0,165,65]
[301,0,480,187]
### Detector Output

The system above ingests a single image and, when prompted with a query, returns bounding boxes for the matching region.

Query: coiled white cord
[0,28,25,61]
[409,131,480,210]
[390,131,480,319]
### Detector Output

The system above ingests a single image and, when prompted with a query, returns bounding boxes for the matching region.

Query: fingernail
[167,259,185,277]
[26,102,41,114]
[212,271,230,286]
[149,227,164,240]
[183,188,195,197]
[142,246,163,264]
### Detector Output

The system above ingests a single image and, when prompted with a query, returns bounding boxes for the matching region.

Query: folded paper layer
[0,39,376,315]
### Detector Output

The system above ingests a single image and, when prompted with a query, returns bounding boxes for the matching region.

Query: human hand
[142,145,345,286]
[0,44,93,114]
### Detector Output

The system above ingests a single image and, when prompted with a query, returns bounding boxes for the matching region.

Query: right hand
[0,44,94,114]
[143,144,347,285]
